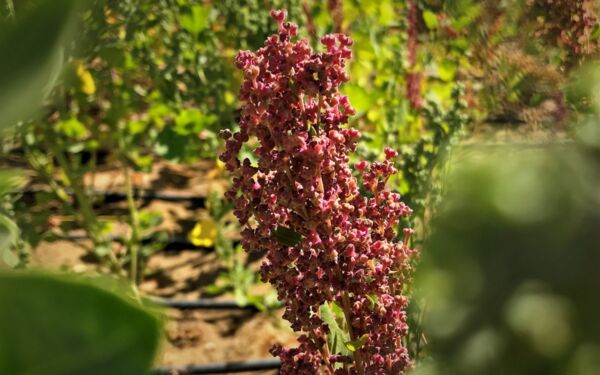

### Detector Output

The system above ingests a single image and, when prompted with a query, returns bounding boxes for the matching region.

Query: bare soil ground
[25,159,297,374]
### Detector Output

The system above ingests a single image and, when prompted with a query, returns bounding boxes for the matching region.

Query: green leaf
[320,302,351,356]
[366,294,379,309]
[0,248,19,268]
[234,287,248,307]
[345,334,369,352]
[0,0,78,129]
[93,244,112,257]
[0,272,162,374]
[154,127,190,162]
[181,5,210,34]
[56,118,88,139]
[272,226,303,247]
[342,84,375,113]
[138,210,163,230]
[0,169,28,196]
[204,284,228,296]
[423,10,439,30]
[591,24,600,41]
[207,190,224,220]
[437,59,457,82]
[0,215,20,268]
[173,109,204,135]
[127,120,147,136]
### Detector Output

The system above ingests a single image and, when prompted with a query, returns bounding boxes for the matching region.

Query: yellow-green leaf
[423,10,439,30]
[76,62,96,95]
[345,334,369,352]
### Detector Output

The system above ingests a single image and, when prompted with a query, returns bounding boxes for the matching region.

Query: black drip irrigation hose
[57,234,219,252]
[152,359,281,374]
[104,190,206,207]
[460,140,575,150]
[163,238,215,252]
[23,188,206,208]
[149,297,261,311]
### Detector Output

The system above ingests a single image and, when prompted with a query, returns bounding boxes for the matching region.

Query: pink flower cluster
[220,10,416,374]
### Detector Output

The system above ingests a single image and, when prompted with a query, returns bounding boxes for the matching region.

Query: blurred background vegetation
[0,0,599,373]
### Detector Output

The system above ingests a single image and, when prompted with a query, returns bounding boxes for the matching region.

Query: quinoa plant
[220,10,417,374]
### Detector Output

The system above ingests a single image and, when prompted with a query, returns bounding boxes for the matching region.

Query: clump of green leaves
[201,190,280,311]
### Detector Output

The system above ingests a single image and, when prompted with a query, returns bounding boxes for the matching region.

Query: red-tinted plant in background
[406,0,423,110]
[531,0,600,61]
[220,10,416,374]
[328,0,345,33]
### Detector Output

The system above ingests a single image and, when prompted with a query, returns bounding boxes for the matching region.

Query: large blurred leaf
[0,0,77,128]
[416,142,600,375]
[0,169,28,267]
[0,215,20,267]
[0,273,162,375]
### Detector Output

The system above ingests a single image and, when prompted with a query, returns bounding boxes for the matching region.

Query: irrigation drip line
[58,234,243,253]
[23,188,206,207]
[460,140,575,150]
[152,359,281,374]
[163,238,214,252]
[58,234,218,252]
[149,297,260,311]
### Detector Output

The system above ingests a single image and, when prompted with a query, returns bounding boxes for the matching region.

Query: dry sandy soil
[25,159,297,374]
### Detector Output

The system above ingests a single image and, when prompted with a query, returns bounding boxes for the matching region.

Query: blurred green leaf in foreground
[0,0,78,129]
[0,168,28,267]
[415,127,600,374]
[0,272,162,375]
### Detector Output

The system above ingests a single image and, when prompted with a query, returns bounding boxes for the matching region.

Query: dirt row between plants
[25,159,297,373]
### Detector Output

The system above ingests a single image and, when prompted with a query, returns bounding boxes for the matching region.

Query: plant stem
[310,330,333,375]
[43,129,119,268]
[123,161,140,286]
[25,148,71,204]
[341,292,365,375]
[316,93,323,127]
[89,136,98,192]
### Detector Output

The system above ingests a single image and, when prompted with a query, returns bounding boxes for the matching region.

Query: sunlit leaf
[345,334,369,352]
[320,302,351,356]
[437,59,457,82]
[56,118,87,139]
[181,5,210,34]
[423,10,439,30]
[343,84,375,113]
